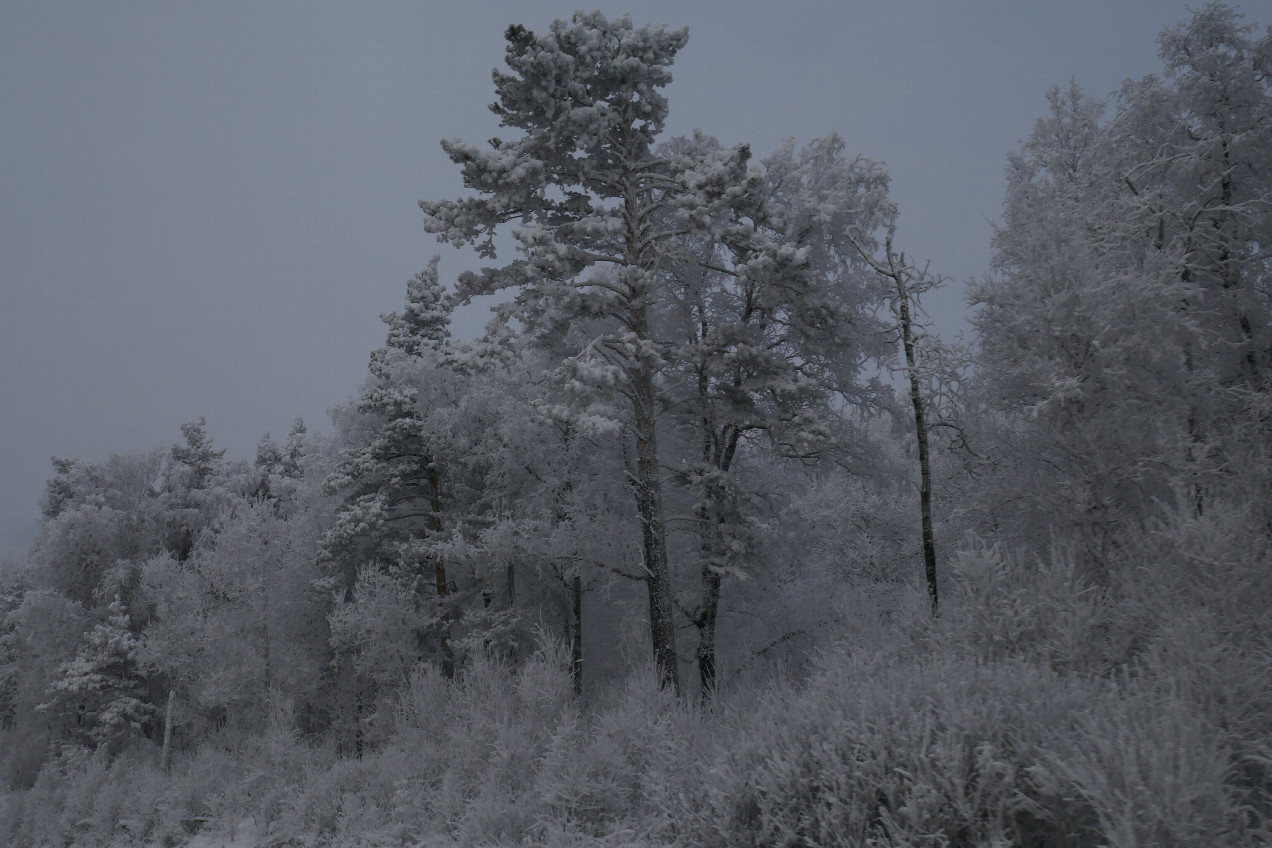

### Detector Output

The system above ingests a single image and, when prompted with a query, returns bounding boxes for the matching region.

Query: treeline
[2,4,1271,846]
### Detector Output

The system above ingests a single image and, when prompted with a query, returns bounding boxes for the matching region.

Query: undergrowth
[3,500,1268,846]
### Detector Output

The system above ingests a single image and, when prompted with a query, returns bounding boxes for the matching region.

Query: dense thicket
[1,5,1269,846]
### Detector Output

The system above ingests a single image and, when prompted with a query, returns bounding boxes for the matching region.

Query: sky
[0,0,1254,562]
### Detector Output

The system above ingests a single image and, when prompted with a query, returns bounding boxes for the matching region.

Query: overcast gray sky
[1,0,1248,561]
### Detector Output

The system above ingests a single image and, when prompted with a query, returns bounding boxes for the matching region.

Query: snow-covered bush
[688,646,1094,847]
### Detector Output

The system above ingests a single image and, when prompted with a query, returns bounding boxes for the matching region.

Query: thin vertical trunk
[859,235,940,616]
[696,567,721,697]
[159,689,175,772]
[260,544,272,706]
[571,572,583,697]
[623,140,680,695]
[851,234,942,613]
[432,556,454,678]
[262,616,272,706]
[1184,345,1206,518]
[894,264,939,615]
[354,688,365,757]
[631,374,680,693]
[426,464,455,679]
[695,426,739,699]
[1217,142,1259,386]
[505,561,517,662]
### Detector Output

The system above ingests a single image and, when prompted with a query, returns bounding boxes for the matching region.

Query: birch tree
[658,133,892,690]
[849,236,947,614]
[1112,2,1272,447]
[974,4,1272,554]
[139,499,326,734]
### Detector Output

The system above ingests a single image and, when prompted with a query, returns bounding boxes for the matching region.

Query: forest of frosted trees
[2,5,1271,846]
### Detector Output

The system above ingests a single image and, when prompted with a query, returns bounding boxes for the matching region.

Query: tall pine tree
[420,13,752,692]
[323,258,457,680]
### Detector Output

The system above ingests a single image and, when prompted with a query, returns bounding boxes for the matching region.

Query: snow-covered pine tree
[254,417,309,507]
[255,432,285,478]
[282,417,307,480]
[384,264,451,357]
[323,258,458,682]
[420,12,752,693]
[39,596,153,753]
[254,431,286,500]
[161,418,229,562]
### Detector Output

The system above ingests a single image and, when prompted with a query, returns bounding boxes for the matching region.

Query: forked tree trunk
[695,422,740,698]
[855,235,939,615]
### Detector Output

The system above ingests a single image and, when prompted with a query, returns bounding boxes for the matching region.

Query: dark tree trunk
[695,424,739,698]
[426,464,455,679]
[696,567,721,697]
[856,235,940,616]
[893,261,939,615]
[159,689,175,772]
[631,373,680,694]
[624,153,680,694]
[571,572,583,697]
